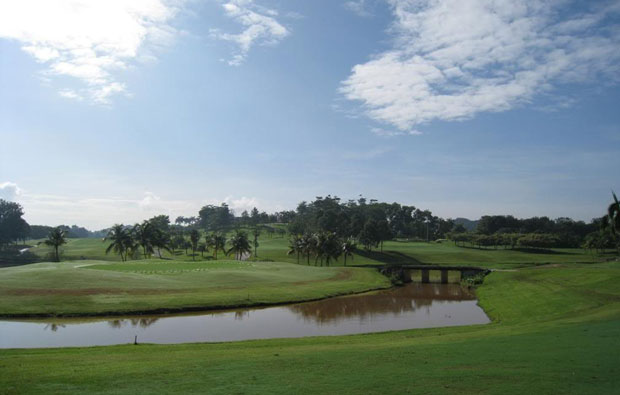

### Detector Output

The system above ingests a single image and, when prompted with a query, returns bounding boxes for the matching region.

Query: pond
[0,283,489,348]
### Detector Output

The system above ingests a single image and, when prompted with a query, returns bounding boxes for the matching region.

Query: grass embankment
[0,260,390,317]
[1,263,619,394]
[27,236,609,269]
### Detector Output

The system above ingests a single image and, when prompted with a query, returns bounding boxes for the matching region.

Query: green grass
[0,260,391,316]
[27,236,609,269]
[1,263,619,394]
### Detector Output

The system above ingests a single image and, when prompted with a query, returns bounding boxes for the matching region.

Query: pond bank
[0,283,489,348]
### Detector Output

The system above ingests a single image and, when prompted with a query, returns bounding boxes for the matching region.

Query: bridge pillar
[441,270,449,284]
[402,270,412,283]
[421,269,430,283]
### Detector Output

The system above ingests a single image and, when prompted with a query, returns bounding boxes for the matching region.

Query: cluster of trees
[473,215,598,247]
[29,224,105,240]
[103,215,255,262]
[0,199,30,249]
[448,196,620,253]
[288,233,356,266]
[286,196,453,247]
[447,232,565,250]
[582,230,618,253]
[185,204,294,231]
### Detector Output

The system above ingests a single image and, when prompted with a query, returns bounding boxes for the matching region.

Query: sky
[1,0,619,229]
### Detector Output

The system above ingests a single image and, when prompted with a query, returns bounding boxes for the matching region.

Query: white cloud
[0,182,22,201]
[210,0,289,66]
[371,127,422,137]
[341,0,620,131]
[59,89,83,101]
[223,196,259,214]
[138,191,162,210]
[0,0,183,104]
[344,0,375,17]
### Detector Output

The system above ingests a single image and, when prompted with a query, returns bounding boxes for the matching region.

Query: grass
[26,236,610,269]
[1,263,619,394]
[0,260,391,317]
[4,237,618,393]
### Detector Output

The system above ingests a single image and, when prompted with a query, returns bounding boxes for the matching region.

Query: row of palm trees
[288,232,357,266]
[104,224,252,262]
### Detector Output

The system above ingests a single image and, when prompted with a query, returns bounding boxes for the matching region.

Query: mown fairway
[27,235,608,269]
[1,263,619,394]
[0,260,390,316]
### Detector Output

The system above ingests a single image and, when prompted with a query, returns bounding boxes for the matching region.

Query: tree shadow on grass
[455,245,575,255]
[511,247,576,255]
[355,249,425,265]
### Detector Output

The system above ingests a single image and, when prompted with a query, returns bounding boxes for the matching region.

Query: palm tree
[131,222,155,259]
[605,192,620,234]
[208,232,227,260]
[314,232,341,266]
[252,226,261,257]
[227,230,252,261]
[189,229,200,261]
[45,227,67,262]
[198,242,207,258]
[104,224,132,261]
[342,237,357,266]
[287,234,303,264]
[171,231,185,255]
[604,192,620,253]
[301,233,316,265]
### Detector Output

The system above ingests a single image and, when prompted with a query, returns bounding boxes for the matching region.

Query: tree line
[447,197,620,252]
[3,192,619,262]
[102,216,256,262]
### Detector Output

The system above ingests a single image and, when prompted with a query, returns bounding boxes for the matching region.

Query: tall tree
[207,232,227,260]
[287,234,303,264]
[189,229,200,261]
[45,227,67,262]
[376,220,393,252]
[132,221,156,259]
[605,192,620,234]
[342,237,356,266]
[227,230,252,261]
[198,242,207,258]
[603,192,620,253]
[104,224,132,261]
[314,232,341,266]
[0,199,30,248]
[199,204,234,231]
[250,207,260,226]
[252,226,261,257]
[147,215,172,258]
[302,233,317,265]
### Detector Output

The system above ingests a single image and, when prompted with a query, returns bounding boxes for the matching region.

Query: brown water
[0,283,489,348]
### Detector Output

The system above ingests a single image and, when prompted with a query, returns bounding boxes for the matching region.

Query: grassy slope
[0,260,390,316]
[1,264,619,394]
[28,236,608,269]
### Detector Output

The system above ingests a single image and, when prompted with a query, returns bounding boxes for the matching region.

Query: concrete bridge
[351,264,490,284]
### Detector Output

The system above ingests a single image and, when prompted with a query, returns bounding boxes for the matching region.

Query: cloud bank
[0,0,182,104]
[341,0,620,131]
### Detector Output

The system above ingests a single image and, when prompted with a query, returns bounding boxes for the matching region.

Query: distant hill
[454,217,479,231]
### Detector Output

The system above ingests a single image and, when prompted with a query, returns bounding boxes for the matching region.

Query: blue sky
[1,0,619,229]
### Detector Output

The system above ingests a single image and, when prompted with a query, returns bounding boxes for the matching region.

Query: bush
[461,272,486,288]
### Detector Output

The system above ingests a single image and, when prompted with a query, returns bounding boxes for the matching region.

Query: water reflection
[1,283,489,348]
[108,318,160,329]
[44,323,66,332]
[288,284,475,324]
